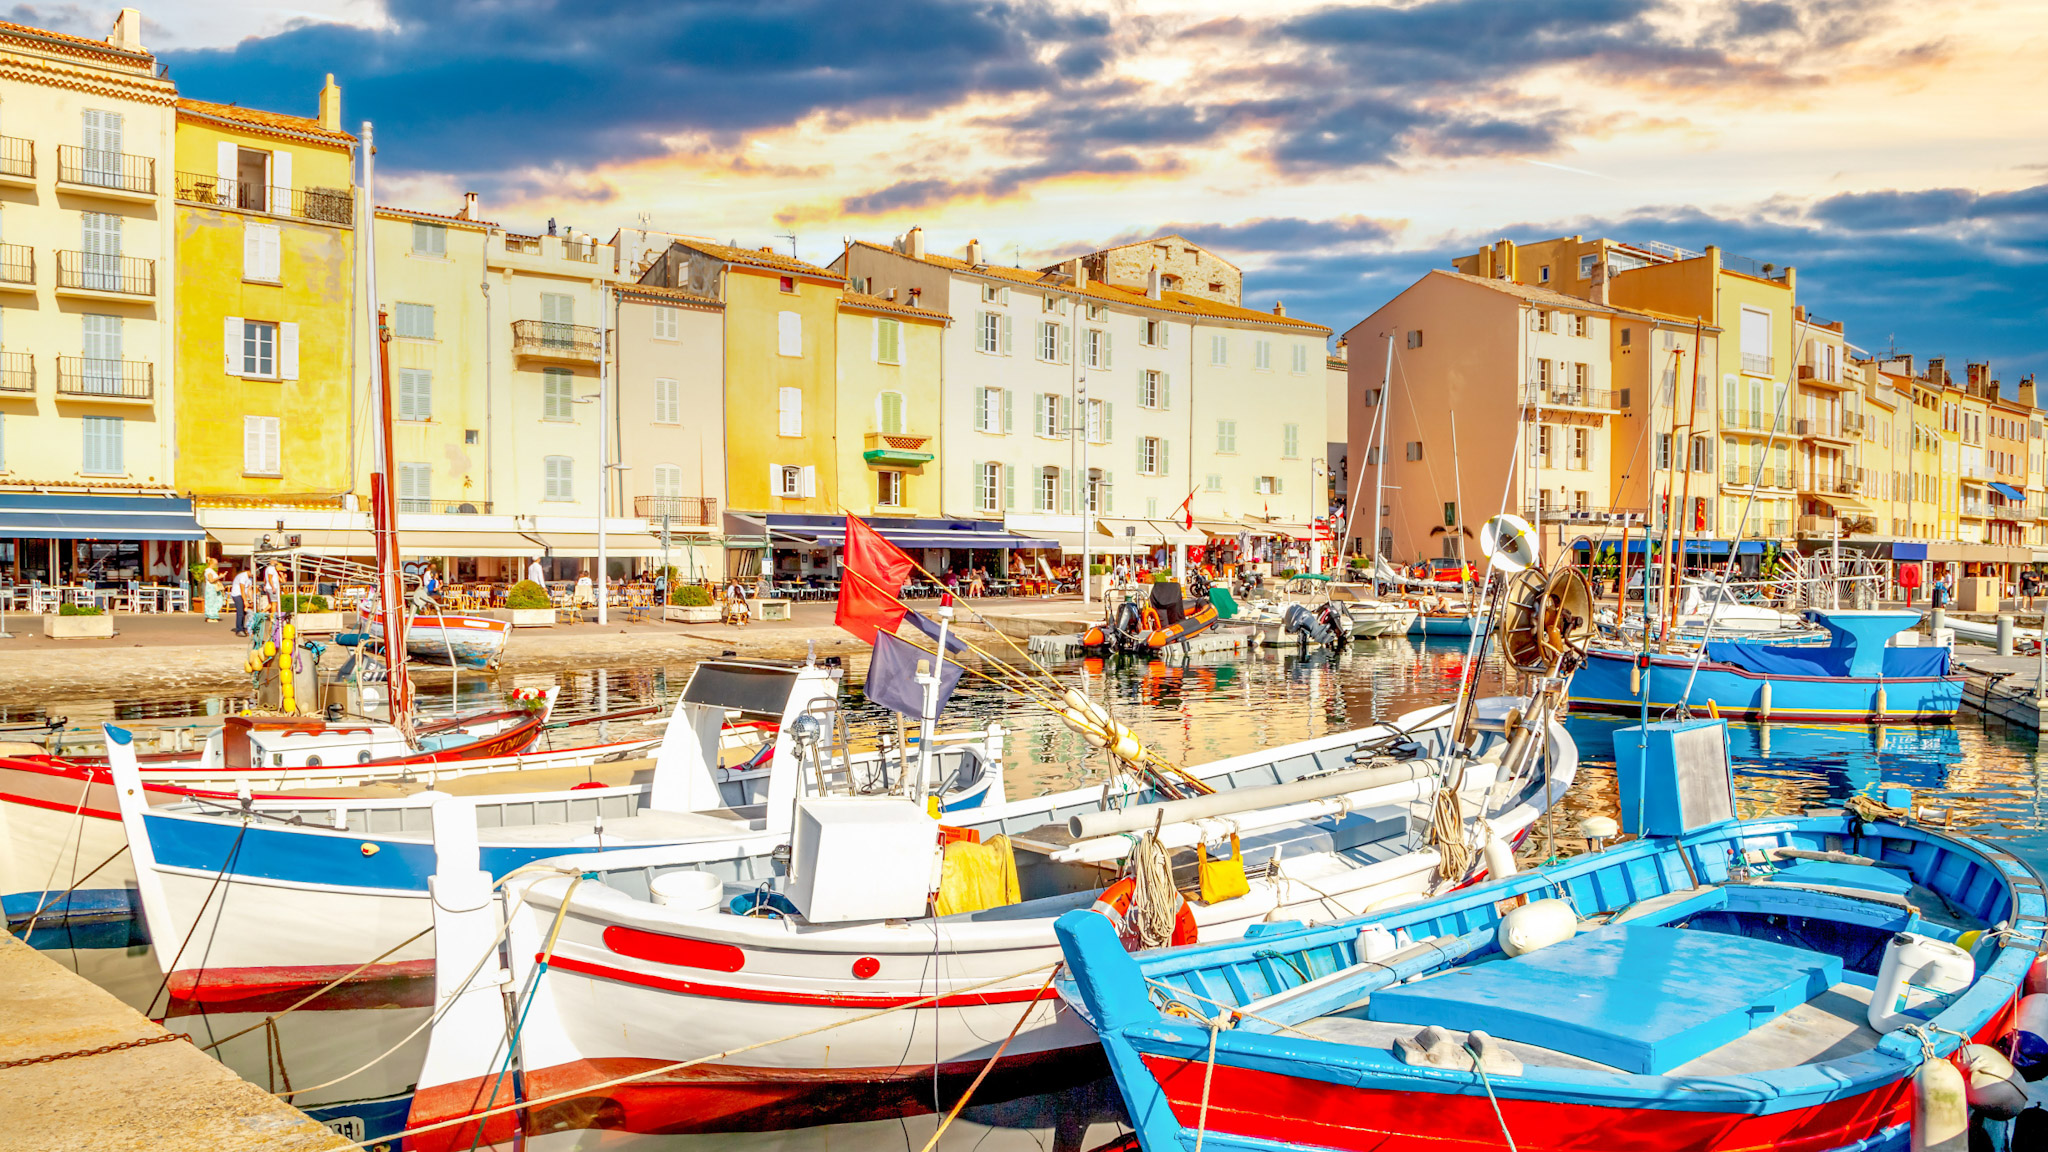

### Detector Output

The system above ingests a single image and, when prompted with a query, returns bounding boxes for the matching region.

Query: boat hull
[1409,612,1479,637]
[1570,648,1962,722]
[363,610,511,669]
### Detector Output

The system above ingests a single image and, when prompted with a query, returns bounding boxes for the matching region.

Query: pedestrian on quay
[201,556,224,623]
[527,557,545,586]
[229,565,253,636]
[1932,574,1951,609]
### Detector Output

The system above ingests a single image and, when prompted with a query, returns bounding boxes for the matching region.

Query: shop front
[0,492,206,606]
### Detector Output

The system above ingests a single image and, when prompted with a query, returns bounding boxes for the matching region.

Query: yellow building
[834,292,947,518]
[173,79,356,506]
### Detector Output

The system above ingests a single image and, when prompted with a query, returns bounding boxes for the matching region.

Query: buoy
[2004,993,2048,1080]
[1912,1054,1968,1152]
[1960,1043,2029,1120]
[1482,835,1517,880]
[1498,898,1576,957]
[1870,932,1976,1033]
[1706,699,1720,720]
[1758,681,1772,723]
[1629,663,1641,696]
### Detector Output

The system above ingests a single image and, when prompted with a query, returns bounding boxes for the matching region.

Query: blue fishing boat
[1056,717,2046,1152]
[1570,609,1960,722]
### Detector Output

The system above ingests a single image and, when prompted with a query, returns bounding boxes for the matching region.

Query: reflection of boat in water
[1571,610,1962,723]
[1080,581,1222,653]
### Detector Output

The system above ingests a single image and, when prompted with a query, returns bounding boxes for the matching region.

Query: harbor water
[23,633,2048,1150]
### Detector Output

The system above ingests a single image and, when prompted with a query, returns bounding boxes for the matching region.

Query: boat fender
[1629,662,1640,696]
[2002,994,2048,1080]
[1090,876,1198,951]
[1871,932,1978,1034]
[1759,681,1773,722]
[1081,627,1106,648]
[1481,834,1517,881]
[1875,686,1889,717]
[1498,898,1577,957]
[1578,815,1620,843]
[1912,1054,1969,1152]
[1960,1044,2029,1120]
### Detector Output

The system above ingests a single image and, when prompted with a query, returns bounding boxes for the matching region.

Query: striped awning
[0,493,205,540]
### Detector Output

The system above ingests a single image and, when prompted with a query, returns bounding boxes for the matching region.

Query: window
[82,313,121,393]
[1534,358,1552,389]
[1538,265,1550,283]
[1656,433,1672,470]
[1205,473,1222,492]
[242,320,277,378]
[542,368,575,421]
[1037,321,1067,363]
[777,311,802,357]
[79,108,122,186]
[1088,468,1111,514]
[544,456,574,501]
[231,144,277,211]
[1571,427,1589,468]
[877,390,905,434]
[1041,294,1057,313]
[398,368,432,420]
[1406,441,1423,462]
[411,222,447,257]
[1740,307,1772,375]
[242,415,280,476]
[1579,254,1598,279]
[1290,344,1308,374]
[1254,476,1276,495]
[1443,501,1458,527]
[976,387,1010,434]
[1139,436,1165,476]
[1087,304,1107,321]
[1572,314,1589,337]
[393,303,435,340]
[1538,424,1553,465]
[1407,329,1423,349]
[1209,334,1228,366]
[654,377,680,423]
[876,470,902,507]
[976,462,1003,513]
[773,464,814,498]
[1574,362,1589,392]
[980,284,1007,305]
[1620,327,1632,347]
[80,211,121,290]
[1038,466,1059,512]
[652,307,678,340]
[1142,318,1166,347]
[397,462,431,511]
[1217,420,1237,453]
[1282,423,1300,458]
[874,318,901,364]
[1531,310,1550,333]
[1254,340,1273,370]
[778,275,795,294]
[1140,370,1165,409]
[652,464,682,501]
[1038,393,1065,438]
[1085,397,1110,444]
[977,311,1009,354]
[778,387,803,436]
[80,415,122,475]
[1084,327,1111,369]
[242,222,280,282]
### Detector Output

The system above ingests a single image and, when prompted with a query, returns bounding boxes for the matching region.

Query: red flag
[1176,487,1198,530]
[835,514,914,643]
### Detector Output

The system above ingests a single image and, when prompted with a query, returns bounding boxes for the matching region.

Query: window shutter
[801,465,817,498]
[224,316,241,373]
[243,415,261,473]
[1061,469,1073,514]
[262,226,281,281]
[216,141,237,205]
[768,462,781,497]
[1102,331,1112,368]
[1000,314,1012,355]
[1003,464,1015,510]
[1103,471,1114,513]
[778,387,802,436]
[1103,401,1113,441]
[1059,323,1071,364]
[1059,394,1071,437]
[1160,440,1170,476]
[278,322,299,380]
[1274,475,1283,494]
[272,150,291,203]
[1000,389,1013,432]
[1163,374,1171,409]
[777,311,801,357]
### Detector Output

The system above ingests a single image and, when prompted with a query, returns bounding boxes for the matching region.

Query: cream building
[614,281,724,580]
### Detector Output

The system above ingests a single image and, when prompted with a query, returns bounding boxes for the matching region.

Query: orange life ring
[1089,876,1199,950]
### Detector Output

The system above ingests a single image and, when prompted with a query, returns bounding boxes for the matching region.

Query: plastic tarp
[1705,641,1950,678]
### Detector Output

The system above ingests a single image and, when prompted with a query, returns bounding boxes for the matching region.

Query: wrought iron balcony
[1524,385,1620,411]
[175,171,355,225]
[1795,417,1853,443]
[0,351,31,393]
[0,244,32,287]
[1720,408,1784,433]
[56,251,154,297]
[0,135,31,181]
[634,495,719,524]
[55,356,153,400]
[510,320,601,363]
[1741,353,1774,377]
[1722,464,1792,489]
[56,145,155,196]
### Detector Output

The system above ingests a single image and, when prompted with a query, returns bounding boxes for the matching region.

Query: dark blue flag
[866,620,965,718]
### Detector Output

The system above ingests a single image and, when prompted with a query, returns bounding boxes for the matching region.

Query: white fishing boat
[360,604,512,669]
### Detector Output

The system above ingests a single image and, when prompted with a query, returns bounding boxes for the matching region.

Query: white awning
[1096,518,1205,547]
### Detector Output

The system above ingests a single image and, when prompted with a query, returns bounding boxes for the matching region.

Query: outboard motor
[1110,600,1145,651]
[1317,600,1353,647]
[1282,602,1333,648]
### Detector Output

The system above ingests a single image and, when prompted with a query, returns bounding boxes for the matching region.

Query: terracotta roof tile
[1431,270,1723,330]
[678,240,834,278]
[839,290,950,322]
[375,204,497,230]
[177,98,355,145]
[0,18,150,60]
[851,241,1329,333]
[619,283,722,309]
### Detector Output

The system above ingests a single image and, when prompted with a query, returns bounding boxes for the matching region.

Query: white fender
[1499,898,1576,958]
[1911,1055,1967,1152]
[1960,1043,2028,1120]
[1758,680,1772,722]
[1482,835,1517,881]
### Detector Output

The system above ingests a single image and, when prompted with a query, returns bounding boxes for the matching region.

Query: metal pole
[914,601,954,807]
[597,287,610,626]
[1079,375,1090,607]
[1372,334,1393,573]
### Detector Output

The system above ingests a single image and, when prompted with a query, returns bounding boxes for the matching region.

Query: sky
[36,0,2048,379]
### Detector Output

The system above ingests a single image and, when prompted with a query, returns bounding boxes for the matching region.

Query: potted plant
[502,579,555,627]
[664,582,720,623]
[283,592,344,634]
[45,601,113,639]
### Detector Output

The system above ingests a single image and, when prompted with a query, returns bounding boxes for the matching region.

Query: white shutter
[1058,323,1071,364]
[1137,437,1147,472]
[1103,331,1112,369]
[271,150,291,204]
[778,387,802,436]
[278,322,299,380]
[1160,440,1170,475]
[243,416,262,473]
[768,463,781,497]
[777,311,802,357]
[260,225,281,281]
[243,226,261,279]
[1103,401,1113,441]
[1162,374,1172,409]
[216,141,237,205]
[800,465,817,498]
[224,316,241,373]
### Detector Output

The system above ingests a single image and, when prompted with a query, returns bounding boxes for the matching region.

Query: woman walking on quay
[201,557,224,623]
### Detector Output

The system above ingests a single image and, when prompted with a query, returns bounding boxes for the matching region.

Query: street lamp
[571,392,628,625]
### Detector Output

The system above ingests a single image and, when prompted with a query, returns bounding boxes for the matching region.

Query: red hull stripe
[163,960,434,1015]
[405,1046,1103,1149]
[546,953,1057,1010]
[1136,1055,1909,1151]
[603,925,747,973]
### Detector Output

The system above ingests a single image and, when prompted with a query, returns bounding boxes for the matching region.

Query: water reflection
[26,635,2048,1149]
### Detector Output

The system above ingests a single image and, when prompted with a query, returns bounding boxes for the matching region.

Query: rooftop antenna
[777,232,798,258]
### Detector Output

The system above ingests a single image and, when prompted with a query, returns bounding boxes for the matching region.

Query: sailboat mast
[361,120,410,727]
[1371,333,1393,573]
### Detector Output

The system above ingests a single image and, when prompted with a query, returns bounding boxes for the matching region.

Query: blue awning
[757,514,1057,550]
[1614,538,1767,555]
[1992,482,2025,502]
[0,494,205,541]
[1894,542,1929,561]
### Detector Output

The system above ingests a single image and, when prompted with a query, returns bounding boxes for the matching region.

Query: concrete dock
[1952,644,2048,732]
[0,932,352,1151]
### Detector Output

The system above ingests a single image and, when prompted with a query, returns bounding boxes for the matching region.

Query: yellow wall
[724,268,840,512]
[834,306,944,517]
[367,211,492,508]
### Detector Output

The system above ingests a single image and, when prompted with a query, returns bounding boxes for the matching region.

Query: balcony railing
[510,319,601,362]
[1795,417,1853,441]
[1723,464,1791,489]
[0,351,31,392]
[396,499,494,515]
[56,251,154,297]
[1741,353,1774,376]
[1525,385,1619,410]
[0,244,31,285]
[0,135,31,180]
[174,171,356,226]
[56,145,154,195]
[1843,411,1866,436]
[1721,408,1785,433]
[1797,514,1836,536]
[1535,507,1644,526]
[55,356,152,400]
[634,495,719,525]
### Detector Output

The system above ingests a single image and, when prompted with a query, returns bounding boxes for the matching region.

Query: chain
[0,1032,192,1070]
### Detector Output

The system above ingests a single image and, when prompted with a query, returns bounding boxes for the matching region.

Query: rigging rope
[1127,830,1181,949]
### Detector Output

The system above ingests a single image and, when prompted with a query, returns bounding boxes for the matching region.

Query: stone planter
[291,611,344,634]
[664,605,721,623]
[43,613,113,639]
[507,607,556,628]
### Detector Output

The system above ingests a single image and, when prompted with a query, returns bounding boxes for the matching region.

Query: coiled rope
[1127,830,1180,949]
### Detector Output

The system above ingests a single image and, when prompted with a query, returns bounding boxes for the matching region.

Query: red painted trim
[603,925,746,973]
[1136,1054,1912,1151]
[162,959,433,1015]
[546,952,1056,1009]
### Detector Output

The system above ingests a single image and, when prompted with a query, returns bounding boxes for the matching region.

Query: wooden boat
[359,605,511,669]
[399,694,1578,1145]
[1057,721,2045,1152]
[1572,609,1962,722]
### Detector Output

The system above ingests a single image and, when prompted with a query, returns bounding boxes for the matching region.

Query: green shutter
[1103,401,1113,441]
[1160,439,1170,476]
[1003,464,1015,510]
[1104,471,1114,513]
[1000,389,1013,432]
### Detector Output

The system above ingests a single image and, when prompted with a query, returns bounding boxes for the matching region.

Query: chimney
[1968,362,1991,396]
[318,74,342,132]
[108,7,143,51]
[906,227,925,260]
[1066,257,1087,291]
[1331,338,1348,363]
[1272,301,1287,317]
[1492,239,1514,281]
[1589,258,1610,307]
[1926,356,1948,387]
[460,191,478,220]
[885,288,897,302]
[965,238,984,265]
[2021,375,2038,409]
[1145,266,1162,301]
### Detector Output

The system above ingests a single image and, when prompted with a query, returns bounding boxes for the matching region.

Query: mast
[1655,343,1681,650]
[1372,333,1393,578]
[362,120,411,729]
[1670,320,1705,638]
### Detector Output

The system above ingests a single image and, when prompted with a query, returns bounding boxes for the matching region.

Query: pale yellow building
[833,291,948,519]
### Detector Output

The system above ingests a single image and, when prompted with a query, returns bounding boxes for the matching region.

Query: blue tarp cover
[1705,641,1951,679]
